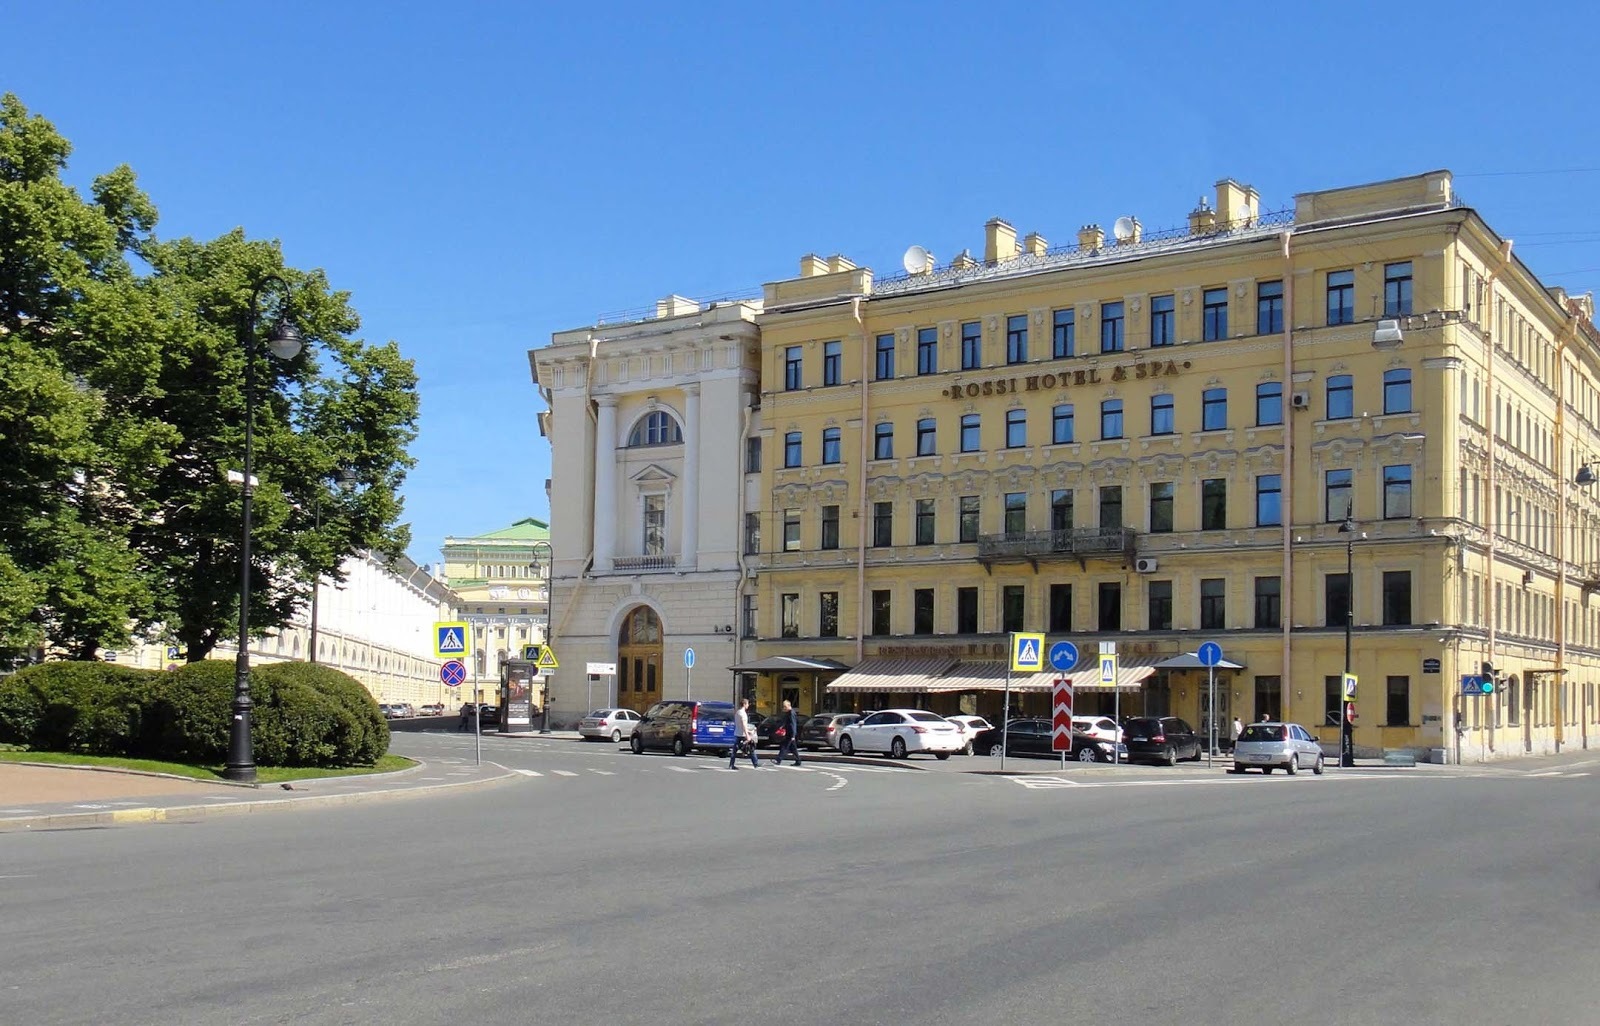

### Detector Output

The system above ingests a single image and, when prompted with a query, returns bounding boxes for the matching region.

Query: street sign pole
[684,647,696,702]
[1001,662,1011,772]
[1207,663,1216,767]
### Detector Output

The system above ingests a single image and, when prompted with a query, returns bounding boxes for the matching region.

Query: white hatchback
[1072,715,1123,744]
[578,708,641,742]
[836,709,965,760]
[944,715,994,755]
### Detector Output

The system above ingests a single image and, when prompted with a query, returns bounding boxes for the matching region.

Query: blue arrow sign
[1048,641,1079,673]
[1197,641,1224,667]
[684,647,696,669]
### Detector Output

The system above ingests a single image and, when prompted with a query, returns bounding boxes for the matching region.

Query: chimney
[655,295,699,318]
[950,249,978,270]
[1077,224,1105,251]
[799,253,829,277]
[1215,179,1250,228]
[1244,186,1260,226]
[826,254,857,273]
[984,218,1018,265]
[1023,232,1048,257]
[1188,197,1217,235]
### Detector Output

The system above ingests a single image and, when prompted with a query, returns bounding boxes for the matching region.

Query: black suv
[1122,716,1203,765]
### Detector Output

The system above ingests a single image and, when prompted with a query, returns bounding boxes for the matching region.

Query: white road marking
[587,769,616,776]
[1527,770,1564,777]
[823,772,848,792]
[512,769,541,777]
[669,766,697,773]
[0,811,41,816]
[552,770,579,778]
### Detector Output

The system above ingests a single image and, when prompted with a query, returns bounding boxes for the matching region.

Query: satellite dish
[902,244,930,274]
[1112,216,1136,242]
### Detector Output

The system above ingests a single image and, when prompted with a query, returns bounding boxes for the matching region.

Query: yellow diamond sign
[534,645,559,670]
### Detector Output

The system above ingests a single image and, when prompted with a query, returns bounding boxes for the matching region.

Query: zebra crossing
[506,762,897,780]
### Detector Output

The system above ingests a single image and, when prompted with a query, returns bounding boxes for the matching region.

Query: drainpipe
[1485,240,1512,755]
[1555,320,1568,754]
[551,336,602,643]
[735,393,756,694]
[1280,230,1295,721]
[852,297,870,663]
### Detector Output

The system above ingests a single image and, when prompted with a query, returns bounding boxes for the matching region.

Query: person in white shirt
[730,698,760,769]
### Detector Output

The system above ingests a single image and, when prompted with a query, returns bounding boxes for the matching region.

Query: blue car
[628,700,738,756]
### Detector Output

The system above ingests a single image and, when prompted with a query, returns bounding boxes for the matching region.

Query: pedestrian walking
[458,702,472,732]
[774,700,802,766]
[730,698,760,769]
[1229,716,1243,753]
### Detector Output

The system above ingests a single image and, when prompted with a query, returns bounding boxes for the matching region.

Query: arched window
[628,411,683,447]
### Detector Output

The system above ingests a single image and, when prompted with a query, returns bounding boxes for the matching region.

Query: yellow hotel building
[749,171,1600,762]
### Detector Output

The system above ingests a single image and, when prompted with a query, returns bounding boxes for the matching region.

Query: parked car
[835,709,964,760]
[629,699,738,756]
[800,713,860,750]
[578,708,641,742]
[1122,715,1204,765]
[1071,715,1123,744]
[974,719,1123,762]
[379,703,406,719]
[476,703,501,728]
[397,702,417,718]
[944,715,994,755]
[419,703,444,716]
[1231,721,1325,775]
[754,714,785,749]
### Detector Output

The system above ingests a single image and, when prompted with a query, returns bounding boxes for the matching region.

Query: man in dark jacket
[774,700,802,766]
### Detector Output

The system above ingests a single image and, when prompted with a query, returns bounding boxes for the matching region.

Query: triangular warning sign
[534,645,559,670]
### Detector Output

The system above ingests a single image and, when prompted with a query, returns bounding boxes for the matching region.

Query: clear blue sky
[11,1,1599,565]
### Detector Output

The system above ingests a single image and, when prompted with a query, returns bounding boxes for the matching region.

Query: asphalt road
[5,733,1598,1026]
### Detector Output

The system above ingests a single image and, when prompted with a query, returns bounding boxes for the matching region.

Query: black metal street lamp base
[223,764,258,784]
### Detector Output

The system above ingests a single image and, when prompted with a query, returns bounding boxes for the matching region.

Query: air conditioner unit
[1290,391,1310,410]
[1134,557,1159,573]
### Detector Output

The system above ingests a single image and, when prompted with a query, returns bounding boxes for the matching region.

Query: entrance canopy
[1154,653,1245,671]
[727,655,852,674]
[824,654,1163,695]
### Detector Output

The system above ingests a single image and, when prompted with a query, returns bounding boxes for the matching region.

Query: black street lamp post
[1338,516,1358,767]
[531,539,553,734]
[226,277,305,784]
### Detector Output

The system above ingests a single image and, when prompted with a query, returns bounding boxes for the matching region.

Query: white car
[836,709,965,760]
[578,708,641,742]
[944,715,994,755]
[1072,715,1123,744]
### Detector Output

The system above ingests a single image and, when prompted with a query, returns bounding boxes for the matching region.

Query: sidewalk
[0,756,516,833]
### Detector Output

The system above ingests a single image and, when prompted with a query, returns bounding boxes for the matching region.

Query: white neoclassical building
[531,296,761,724]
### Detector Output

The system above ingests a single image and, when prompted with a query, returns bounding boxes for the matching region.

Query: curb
[0,758,518,834]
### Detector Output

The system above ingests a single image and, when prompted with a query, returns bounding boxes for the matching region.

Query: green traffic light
[1479,678,1495,695]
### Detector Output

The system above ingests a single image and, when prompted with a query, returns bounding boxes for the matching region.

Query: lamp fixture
[1372,319,1404,350]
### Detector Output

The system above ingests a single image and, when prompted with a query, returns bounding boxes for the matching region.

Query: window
[783,509,801,552]
[823,340,842,386]
[1052,404,1074,444]
[820,505,839,550]
[1051,490,1073,532]
[1327,270,1354,326]
[1100,399,1124,440]
[1323,676,1343,727]
[1384,465,1412,519]
[961,321,982,370]
[1255,676,1282,722]
[819,592,839,638]
[875,333,895,380]
[873,422,894,460]
[1201,478,1227,530]
[872,501,893,547]
[743,512,760,555]
[1097,581,1122,631]
[1383,369,1412,414]
[1001,586,1025,632]
[628,411,682,446]
[1200,578,1226,630]
[1383,571,1412,626]
[784,346,803,390]
[1149,294,1175,347]
[1384,261,1413,316]
[1150,482,1174,533]
[1257,280,1284,335]
[1049,583,1072,632]
[644,495,666,554]
[1256,382,1283,426]
[821,426,841,464]
[1325,572,1350,627]
[784,431,802,468]
[1099,485,1123,532]
[1052,308,1075,358]
[741,594,757,639]
[1148,580,1173,631]
[1385,675,1411,726]
[1004,492,1027,536]
[1325,469,1353,522]
[1100,301,1125,353]
[915,498,935,545]
[1254,576,1281,629]
[913,588,934,635]
[1256,474,1282,527]
[1150,393,1175,435]
[780,593,800,638]
[1202,387,1228,431]
[916,327,937,375]
[1005,408,1027,448]
[915,417,936,457]
[1006,314,1028,364]
[870,590,891,636]
[960,413,980,452]
[1202,287,1229,341]
[956,587,978,633]
[745,436,761,473]
[959,496,980,542]
[1326,374,1354,419]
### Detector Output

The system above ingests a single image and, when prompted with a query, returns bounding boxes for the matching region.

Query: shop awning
[824,656,958,693]
[1154,653,1245,671]
[1055,654,1165,692]
[726,656,852,674]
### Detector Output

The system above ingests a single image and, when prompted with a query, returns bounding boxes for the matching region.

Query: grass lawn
[0,749,415,783]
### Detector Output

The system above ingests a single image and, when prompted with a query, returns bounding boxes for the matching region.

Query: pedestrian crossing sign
[534,645,559,670]
[1009,632,1046,672]
[434,621,470,659]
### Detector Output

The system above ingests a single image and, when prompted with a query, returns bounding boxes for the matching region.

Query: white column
[594,395,618,573]
[680,383,700,571]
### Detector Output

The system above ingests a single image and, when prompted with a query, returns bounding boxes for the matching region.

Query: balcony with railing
[610,554,679,573]
[976,527,1137,571]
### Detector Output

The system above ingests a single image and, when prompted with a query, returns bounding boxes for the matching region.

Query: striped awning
[824,656,958,693]
[824,653,1166,694]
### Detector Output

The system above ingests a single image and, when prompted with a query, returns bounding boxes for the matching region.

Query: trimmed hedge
[0,659,390,767]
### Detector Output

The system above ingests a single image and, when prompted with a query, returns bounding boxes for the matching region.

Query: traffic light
[1481,660,1496,678]
[1478,677,1495,695]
